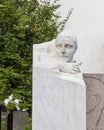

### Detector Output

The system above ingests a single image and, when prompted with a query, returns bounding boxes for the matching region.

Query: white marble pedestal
[32,67,86,130]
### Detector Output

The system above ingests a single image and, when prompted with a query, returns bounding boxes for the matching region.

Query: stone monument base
[32,67,86,130]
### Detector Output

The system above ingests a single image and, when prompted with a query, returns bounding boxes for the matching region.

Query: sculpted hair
[56,31,78,50]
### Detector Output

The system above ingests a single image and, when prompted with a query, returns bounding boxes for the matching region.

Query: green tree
[0,0,72,129]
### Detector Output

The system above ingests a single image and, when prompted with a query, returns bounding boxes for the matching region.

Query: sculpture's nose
[62,51,65,54]
[61,48,65,54]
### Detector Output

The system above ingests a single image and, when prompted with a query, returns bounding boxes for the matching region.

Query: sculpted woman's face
[55,36,77,62]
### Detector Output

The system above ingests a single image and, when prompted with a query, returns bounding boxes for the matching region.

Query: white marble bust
[34,31,80,74]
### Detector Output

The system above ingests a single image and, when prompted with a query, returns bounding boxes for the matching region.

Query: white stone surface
[32,67,86,130]
[32,32,86,130]
[58,0,104,73]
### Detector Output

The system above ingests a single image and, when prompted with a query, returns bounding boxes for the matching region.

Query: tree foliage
[0,0,72,129]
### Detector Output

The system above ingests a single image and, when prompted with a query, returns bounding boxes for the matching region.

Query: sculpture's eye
[65,44,73,48]
[56,44,62,49]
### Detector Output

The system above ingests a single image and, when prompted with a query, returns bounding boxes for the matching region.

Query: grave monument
[32,31,86,130]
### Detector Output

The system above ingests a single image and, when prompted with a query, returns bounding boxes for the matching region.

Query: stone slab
[84,74,104,130]
[32,67,86,130]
